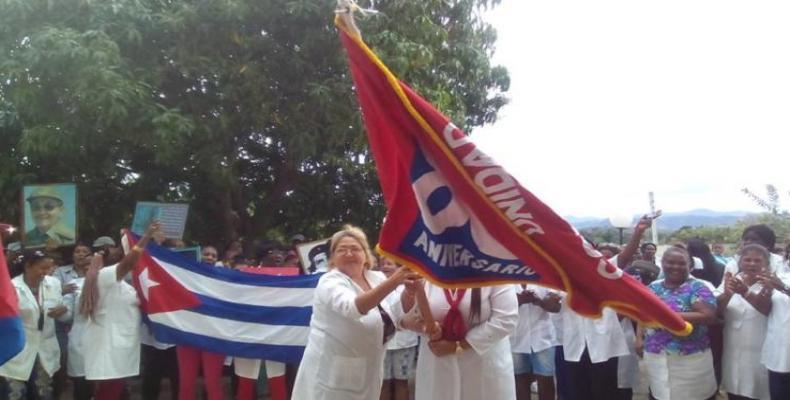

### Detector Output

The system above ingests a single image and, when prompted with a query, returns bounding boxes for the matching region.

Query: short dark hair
[742,224,776,250]
[739,243,771,262]
[640,242,657,251]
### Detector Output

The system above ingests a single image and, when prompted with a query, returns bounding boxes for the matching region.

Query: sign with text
[132,202,189,239]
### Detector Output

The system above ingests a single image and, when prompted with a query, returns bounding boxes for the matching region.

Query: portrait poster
[21,183,78,249]
[172,246,201,263]
[132,202,189,239]
[296,238,330,275]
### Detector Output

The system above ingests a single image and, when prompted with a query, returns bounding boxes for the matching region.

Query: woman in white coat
[757,267,790,399]
[717,244,772,400]
[400,282,518,400]
[62,274,91,400]
[292,225,420,400]
[79,221,159,400]
[0,250,67,399]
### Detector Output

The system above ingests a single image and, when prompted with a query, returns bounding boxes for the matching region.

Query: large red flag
[1,236,25,364]
[336,16,690,335]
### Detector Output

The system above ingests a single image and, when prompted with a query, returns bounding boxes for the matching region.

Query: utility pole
[649,192,658,244]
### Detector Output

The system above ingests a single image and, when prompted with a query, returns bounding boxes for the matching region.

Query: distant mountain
[565,209,754,231]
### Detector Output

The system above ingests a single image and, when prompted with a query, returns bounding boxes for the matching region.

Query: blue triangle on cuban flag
[398,148,542,283]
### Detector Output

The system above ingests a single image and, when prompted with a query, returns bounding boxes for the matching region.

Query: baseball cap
[92,236,116,248]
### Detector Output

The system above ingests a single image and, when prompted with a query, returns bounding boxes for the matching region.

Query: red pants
[235,361,287,400]
[176,345,225,400]
[94,379,125,400]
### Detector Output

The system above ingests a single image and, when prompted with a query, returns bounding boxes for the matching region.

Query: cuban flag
[336,16,690,335]
[124,232,320,364]
[0,237,25,365]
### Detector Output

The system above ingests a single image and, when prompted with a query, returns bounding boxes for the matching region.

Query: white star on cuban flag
[122,230,319,364]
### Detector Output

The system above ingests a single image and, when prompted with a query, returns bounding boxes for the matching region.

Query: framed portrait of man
[21,183,78,249]
[296,239,330,275]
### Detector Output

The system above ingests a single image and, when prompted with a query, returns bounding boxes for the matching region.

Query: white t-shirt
[82,265,142,380]
[510,284,559,353]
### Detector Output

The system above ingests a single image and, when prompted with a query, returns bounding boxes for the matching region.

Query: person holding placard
[79,221,159,400]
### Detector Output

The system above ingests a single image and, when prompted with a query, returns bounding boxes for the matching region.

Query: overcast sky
[471,0,789,218]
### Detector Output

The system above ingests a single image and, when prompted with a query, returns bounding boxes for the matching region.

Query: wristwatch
[455,341,464,355]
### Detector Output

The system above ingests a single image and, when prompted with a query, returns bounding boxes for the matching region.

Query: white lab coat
[0,275,63,381]
[82,265,142,380]
[617,317,641,389]
[762,280,790,373]
[561,306,629,363]
[407,284,518,400]
[721,286,769,399]
[385,285,418,350]
[292,269,394,400]
[63,277,87,377]
[511,284,558,354]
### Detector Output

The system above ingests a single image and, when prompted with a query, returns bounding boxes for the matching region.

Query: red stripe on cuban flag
[336,17,690,335]
[0,237,24,365]
[122,231,318,364]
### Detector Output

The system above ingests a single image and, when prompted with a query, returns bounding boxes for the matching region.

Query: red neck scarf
[441,289,467,341]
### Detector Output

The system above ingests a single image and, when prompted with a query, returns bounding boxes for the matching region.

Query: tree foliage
[742,185,790,217]
[665,225,738,245]
[665,214,790,248]
[0,0,509,248]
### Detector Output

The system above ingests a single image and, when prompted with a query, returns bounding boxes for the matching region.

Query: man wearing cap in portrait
[24,187,75,248]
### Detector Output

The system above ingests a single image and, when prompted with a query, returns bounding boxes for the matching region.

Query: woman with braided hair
[79,221,160,400]
[398,281,519,400]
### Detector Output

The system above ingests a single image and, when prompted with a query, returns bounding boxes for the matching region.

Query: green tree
[665,225,738,245]
[742,184,790,217]
[0,0,509,248]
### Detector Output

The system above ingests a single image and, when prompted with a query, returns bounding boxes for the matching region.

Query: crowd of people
[2,219,790,400]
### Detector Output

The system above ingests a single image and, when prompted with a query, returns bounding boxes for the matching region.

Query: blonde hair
[329,225,375,270]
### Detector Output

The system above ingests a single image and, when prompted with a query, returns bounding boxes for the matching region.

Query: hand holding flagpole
[403,276,441,340]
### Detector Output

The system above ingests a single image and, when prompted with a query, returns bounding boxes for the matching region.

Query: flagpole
[649,192,659,244]
[335,0,362,39]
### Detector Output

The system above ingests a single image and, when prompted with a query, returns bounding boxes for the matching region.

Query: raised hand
[635,211,661,233]
[729,276,748,295]
[722,272,734,296]
[517,289,539,305]
[47,305,68,318]
[427,339,457,357]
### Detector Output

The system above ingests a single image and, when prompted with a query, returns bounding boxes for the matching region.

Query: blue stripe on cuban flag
[136,237,320,364]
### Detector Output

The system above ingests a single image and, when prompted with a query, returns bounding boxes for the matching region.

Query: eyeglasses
[377,305,395,344]
[334,247,364,255]
[30,201,60,212]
